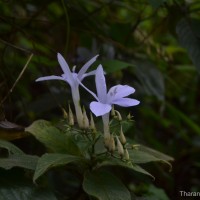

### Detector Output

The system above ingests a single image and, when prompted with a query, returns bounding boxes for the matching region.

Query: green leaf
[144,184,170,200]
[176,18,200,73]
[136,145,174,161]
[33,153,83,182]
[0,185,57,200]
[129,149,161,164]
[100,60,135,73]
[166,102,200,136]
[148,0,167,8]
[0,139,24,155]
[98,157,154,179]
[0,154,38,170]
[83,170,131,200]
[0,168,57,200]
[131,164,155,180]
[25,120,81,155]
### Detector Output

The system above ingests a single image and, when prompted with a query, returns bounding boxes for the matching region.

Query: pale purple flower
[36,53,98,90]
[81,65,140,117]
[80,64,140,138]
[36,53,98,128]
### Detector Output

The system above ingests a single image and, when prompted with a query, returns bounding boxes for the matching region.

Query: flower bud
[90,113,96,131]
[111,106,115,117]
[124,148,129,160]
[119,126,126,145]
[114,110,122,121]
[108,134,115,153]
[82,107,89,129]
[127,113,132,120]
[116,136,124,157]
[68,104,74,126]
[62,108,68,119]
[104,135,111,149]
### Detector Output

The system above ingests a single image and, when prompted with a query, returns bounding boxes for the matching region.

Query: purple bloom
[36,53,98,90]
[36,53,98,128]
[82,65,140,117]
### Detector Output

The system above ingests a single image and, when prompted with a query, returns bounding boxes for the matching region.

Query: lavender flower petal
[78,55,99,79]
[112,98,140,107]
[95,65,107,103]
[36,75,64,82]
[90,101,112,116]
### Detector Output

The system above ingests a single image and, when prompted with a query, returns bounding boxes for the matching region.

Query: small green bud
[119,126,126,145]
[104,135,111,149]
[111,106,115,117]
[68,104,74,126]
[82,107,89,129]
[114,110,122,121]
[90,113,96,131]
[124,149,129,160]
[108,134,115,153]
[127,113,132,120]
[62,108,68,119]
[116,136,124,157]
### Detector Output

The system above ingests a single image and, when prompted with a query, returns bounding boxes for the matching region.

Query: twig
[1,53,34,105]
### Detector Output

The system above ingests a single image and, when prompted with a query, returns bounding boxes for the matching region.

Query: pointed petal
[82,69,106,80]
[107,85,135,102]
[36,75,64,82]
[57,53,74,83]
[83,70,96,77]
[90,101,112,117]
[95,65,107,102]
[112,98,140,107]
[77,79,99,101]
[78,55,99,79]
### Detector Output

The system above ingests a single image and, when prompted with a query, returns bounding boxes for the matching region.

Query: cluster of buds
[105,124,129,161]
[63,104,97,134]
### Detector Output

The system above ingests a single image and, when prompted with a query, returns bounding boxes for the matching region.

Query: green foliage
[0,170,57,200]
[0,154,38,170]
[176,18,200,74]
[0,139,38,170]
[148,0,168,9]
[83,170,131,200]
[0,139,24,155]
[100,60,135,73]
[33,153,83,182]
[25,120,82,155]
[1,0,200,199]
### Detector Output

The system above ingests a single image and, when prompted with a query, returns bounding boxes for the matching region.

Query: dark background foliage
[1,0,200,199]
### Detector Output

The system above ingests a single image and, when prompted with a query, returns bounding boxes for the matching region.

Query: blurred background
[0,0,200,199]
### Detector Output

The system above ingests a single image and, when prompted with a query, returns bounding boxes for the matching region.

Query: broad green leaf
[0,139,24,155]
[33,153,83,182]
[100,60,135,73]
[135,145,174,161]
[129,149,161,164]
[98,157,154,179]
[0,154,38,170]
[131,164,155,180]
[25,120,81,155]
[83,170,131,200]
[176,18,200,73]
